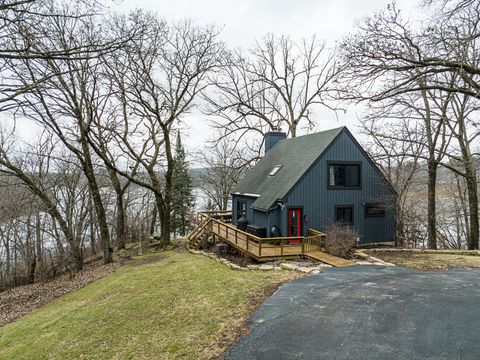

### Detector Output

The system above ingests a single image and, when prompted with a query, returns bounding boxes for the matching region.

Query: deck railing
[197,210,232,224]
[199,214,327,260]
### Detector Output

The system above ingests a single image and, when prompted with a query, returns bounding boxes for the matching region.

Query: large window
[365,203,386,217]
[336,205,354,225]
[328,163,361,188]
[237,201,246,220]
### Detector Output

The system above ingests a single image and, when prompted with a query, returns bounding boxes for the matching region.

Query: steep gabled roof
[232,127,344,211]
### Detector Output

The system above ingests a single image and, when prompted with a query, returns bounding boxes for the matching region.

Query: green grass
[0,251,298,359]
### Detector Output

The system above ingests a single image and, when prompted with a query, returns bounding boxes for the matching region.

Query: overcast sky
[110,0,421,154]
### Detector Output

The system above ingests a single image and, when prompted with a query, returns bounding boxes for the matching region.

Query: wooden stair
[187,218,211,249]
[305,251,356,267]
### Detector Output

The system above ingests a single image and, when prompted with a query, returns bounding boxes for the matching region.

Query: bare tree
[89,13,225,245]
[197,137,248,211]
[441,91,480,249]
[339,3,480,100]
[0,129,84,271]
[339,3,479,249]
[207,34,341,163]
[0,0,135,105]
[6,3,116,263]
[361,116,425,247]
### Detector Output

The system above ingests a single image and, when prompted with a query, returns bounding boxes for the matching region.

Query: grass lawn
[0,250,300,359]
[366,249,480,270]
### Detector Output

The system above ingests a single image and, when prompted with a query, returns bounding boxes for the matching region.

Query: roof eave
[231,192,260,198]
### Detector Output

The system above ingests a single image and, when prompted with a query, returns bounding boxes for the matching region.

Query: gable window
[237,201,246,220]
[269,165,282,176]
[328,162,361,188]
[336,205,354,225]
[365,203,386,217]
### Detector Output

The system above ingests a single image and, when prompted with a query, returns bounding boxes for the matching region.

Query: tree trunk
[455,176,470,248]
[51,219,66,269]
[108,168,127,250]
[26,214,36,284]
[290,124,297,138]
[162,129,174,245]
[465,171,479,249]
[457,119,479,250]
[427,160,437,249]
[28,258,36,284]
[79,134,112,264]
[150,205,157,236]
[89,193,96,256]
[154,193,169,246]
[116,194,126,249]
[5,236,10,279]
[88,176,112,263]
[71,244,83,272]
[35,207,42,278]
[56,219,82,271]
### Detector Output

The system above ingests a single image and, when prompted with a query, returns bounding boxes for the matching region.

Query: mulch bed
[0,261,120,327]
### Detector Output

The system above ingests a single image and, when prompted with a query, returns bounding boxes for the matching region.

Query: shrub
[325,224,357,258]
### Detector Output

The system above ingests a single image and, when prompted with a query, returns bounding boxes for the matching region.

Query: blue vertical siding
[232,195,281,236]
[233,130,396,244]
[283,131,395,244]
[232,195,256,225]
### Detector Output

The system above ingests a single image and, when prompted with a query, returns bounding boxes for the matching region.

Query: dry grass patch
[366,249,480,270]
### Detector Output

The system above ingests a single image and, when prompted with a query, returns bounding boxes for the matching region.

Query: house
[231,127,396,245]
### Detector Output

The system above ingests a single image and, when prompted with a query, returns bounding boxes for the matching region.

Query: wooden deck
[210,219,316,259]
[188,211,357,266]
[187,212,358,265]
[305,251,356,267]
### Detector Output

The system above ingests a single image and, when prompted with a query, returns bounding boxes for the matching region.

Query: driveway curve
[224,265,480,360]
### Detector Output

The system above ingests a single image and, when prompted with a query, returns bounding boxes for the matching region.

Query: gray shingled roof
[233,127,344,211]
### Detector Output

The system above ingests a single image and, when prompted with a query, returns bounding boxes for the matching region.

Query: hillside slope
[0,251,298,359]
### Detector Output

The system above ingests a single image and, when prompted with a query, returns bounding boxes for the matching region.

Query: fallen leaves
[0,261,120,327]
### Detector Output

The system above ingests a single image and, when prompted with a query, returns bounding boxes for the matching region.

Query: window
[269,165,282,176]
[328,163,361,188]
[237,201,246,220]
[365,203,386,217]
[336,205,354,225]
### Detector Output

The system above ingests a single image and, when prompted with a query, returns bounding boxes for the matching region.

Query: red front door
[288,209,302,237]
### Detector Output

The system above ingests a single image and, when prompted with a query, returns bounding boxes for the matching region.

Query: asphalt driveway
[224,265,480,360]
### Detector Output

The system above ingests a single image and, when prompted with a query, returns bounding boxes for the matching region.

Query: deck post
[235,231,238,244]
[281,240,284,256]
[246,236,249,252]
[302,240,305,254]
[259,241,262,257]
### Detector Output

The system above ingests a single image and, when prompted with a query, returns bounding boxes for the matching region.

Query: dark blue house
[231,127,396,245]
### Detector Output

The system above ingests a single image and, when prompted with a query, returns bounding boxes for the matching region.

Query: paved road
[224,265,480,360]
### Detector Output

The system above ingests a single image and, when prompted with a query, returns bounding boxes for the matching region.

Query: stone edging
[354,250,396,266]
[187,247,331,274]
